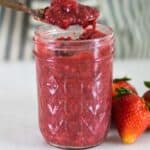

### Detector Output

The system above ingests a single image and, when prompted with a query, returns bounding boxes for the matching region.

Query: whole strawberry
[112,77,137,97]
[112,87,150,144]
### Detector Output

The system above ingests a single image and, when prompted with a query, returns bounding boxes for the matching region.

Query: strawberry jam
[34,0,114,149]
[43,0,99,29]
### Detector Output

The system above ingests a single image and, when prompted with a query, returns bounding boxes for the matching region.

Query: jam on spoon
[43,0,99,29]
[0,0,99,29]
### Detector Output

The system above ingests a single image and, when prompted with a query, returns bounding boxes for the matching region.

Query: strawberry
[112,77,137,97]
[112,87,150,144]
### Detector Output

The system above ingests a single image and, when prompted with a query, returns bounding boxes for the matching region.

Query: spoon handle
[0,0,32,14]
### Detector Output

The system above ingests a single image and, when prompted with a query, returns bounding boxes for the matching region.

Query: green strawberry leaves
[113,77,131,83]
[115,87,132,97]
[144,81,150,89]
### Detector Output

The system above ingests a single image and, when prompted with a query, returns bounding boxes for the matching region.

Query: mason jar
[34,24,114,149]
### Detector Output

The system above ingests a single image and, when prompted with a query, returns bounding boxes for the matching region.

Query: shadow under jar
[34,24,114,149]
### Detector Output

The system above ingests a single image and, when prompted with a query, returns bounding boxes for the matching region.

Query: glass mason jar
[34,24,114,149]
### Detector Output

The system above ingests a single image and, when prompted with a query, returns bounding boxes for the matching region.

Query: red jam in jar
[34,24,114,149]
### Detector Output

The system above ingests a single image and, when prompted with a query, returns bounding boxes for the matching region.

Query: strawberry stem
[144,81,150,89]
[113,77,131,83]
[115,87,132,97]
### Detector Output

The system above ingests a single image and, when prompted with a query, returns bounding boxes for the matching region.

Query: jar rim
[34,24,114,44]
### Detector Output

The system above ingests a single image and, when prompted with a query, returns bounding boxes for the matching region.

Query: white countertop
[0,60,150,150]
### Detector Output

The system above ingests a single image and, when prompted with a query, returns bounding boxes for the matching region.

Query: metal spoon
[0,0,45,22]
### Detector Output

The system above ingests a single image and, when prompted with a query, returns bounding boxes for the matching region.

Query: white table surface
[0,60,150,150]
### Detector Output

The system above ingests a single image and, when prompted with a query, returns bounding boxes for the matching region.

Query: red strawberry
[112,87,150,144]
[112,77,137,97]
